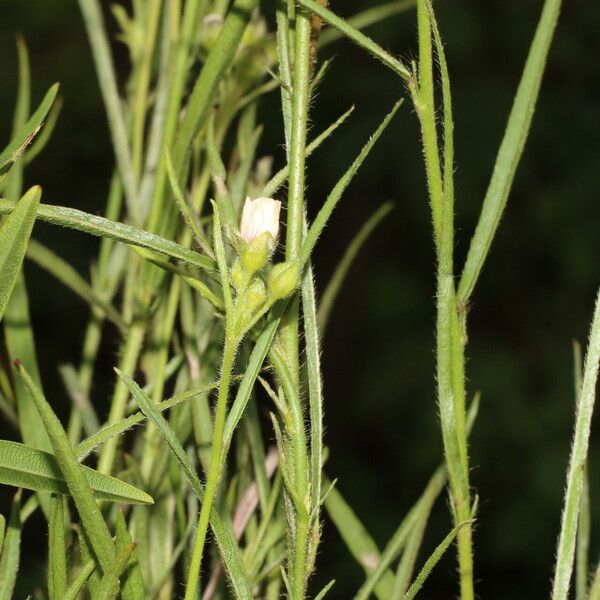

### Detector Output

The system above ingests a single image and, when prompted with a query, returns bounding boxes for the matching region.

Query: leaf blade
[0,185,41,321]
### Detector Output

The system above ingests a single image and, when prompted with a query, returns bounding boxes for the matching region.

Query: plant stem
[283,4,313,598]
[184,331,238,600]
[97,320,146,474]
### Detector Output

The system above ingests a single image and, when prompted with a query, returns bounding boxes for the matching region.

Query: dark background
[1,1,600,598]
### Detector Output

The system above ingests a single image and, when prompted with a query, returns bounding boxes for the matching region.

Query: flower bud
[268,262,299,300]
[230,258,246,291]
[241,231,275,274]
[240,196,281,243]
[245,277,267,313]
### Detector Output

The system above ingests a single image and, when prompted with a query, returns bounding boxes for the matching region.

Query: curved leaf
[0,200,215,271]
[0,186,41,322]
[0,440,153,505]
[0,83,59,179]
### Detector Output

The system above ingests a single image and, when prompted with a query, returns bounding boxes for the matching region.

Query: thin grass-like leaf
[48,495,68,600]
[13,361,116,571]
[0,200,215,271]
[77,0,138,221]
[300,100,402,267]
[115,512,145,600]
[59,364,101,437]
[132,246,224,310]
[76,381,220,460]
[116,369,253,600]
[261,104,354,198]
[324,481,395,600]
[457,0,563,304]
[318,202,393,335]
[403,520,472,600]
[0,439,153,504]
[314,579,336,600]
[320,0,416,47]
[77,526,101,599]
[354,468,445,600]
[165,145,207,249]
[223,316,280,452]
[96,542,137,600]
[0,84,59,179]
[171,0,261,172]
[552,287,600,600]
[296,0,411,79]
[0,185,41,322]
[63,558,96,600]
[24,96,62,164]
[0,491,20,600]
[301,262,324,536]
[211,201,233,317]
[27,240,126,330]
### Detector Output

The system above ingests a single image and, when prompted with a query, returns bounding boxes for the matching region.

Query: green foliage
[0,1,584,599]
[0,440,153,504]
[0,186,40,322]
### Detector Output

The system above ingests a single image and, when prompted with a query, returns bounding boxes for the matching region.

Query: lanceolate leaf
[0,84,59,179]
[115,512,144,600]
[27,239,127,331]
[14,361,116,571]
[0,200,215,271]
[457,0,564,304]
[0,185,41,322]
[116,369,253,600]
[0,440,154,505]
[96,542,137,600]
[0,491,21,600]
[300,100,402,266]
[48,495,68,600]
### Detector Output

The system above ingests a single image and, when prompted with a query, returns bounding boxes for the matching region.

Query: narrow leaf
[552,287,600,600]
[0,491,21,600]
[116,369,253,600]
[0,200,215,271]
[63,558,96,600]
[48,495,68,600]
[296,0,411,79]
[261,107,355,198]
[0,84,59,178]
[324,482,395,600]
[300,100,402,266]
[0,185,41,321]
[320,0,416,47]
[27,240,126,330]
[77,0,138,221]
[458,0,563,304]
[314,579,336,600]
[403,521,472,600]
[0,439,153,505]
[318,202,393,335]
[96,542,137,600]
[574,340,590,600]
[354,468,445,600]
[115,511,145,600]
[223,316,280,452]
[0,514,4,555]
[13,361,115,571]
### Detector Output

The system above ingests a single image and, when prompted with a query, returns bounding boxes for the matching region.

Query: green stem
[282,5,313,598]
[131,0,162,180]
[413,0,442,246]
[97,320,146,475]
[184,331,238,600]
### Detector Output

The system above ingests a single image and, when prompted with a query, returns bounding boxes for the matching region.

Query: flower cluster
[230,197,298,336]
